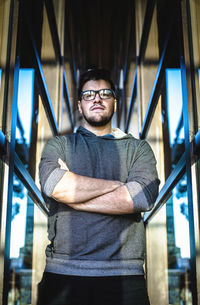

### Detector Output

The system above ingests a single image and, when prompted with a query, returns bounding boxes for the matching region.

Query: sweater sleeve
[39,136,67,197]
[125,140,160,213]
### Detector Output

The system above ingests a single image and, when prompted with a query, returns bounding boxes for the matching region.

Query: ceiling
[65,0,135,85]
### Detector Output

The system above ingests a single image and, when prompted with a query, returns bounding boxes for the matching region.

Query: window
[166,175,192,305]
[15,69,34,169]
[166,69,184,168]
[8,174,34,305]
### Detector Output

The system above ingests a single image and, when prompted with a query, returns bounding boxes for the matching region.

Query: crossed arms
[39,137,159,215]
[51,159,134,215]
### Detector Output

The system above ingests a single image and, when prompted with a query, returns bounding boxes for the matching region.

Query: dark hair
[78,68,116,100]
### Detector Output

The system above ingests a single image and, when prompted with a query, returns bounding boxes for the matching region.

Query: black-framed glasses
[80,89,115,101]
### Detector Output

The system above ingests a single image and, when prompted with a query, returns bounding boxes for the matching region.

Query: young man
[38,68,160,305]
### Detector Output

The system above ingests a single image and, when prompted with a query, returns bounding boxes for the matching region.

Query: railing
[0,129,49,215]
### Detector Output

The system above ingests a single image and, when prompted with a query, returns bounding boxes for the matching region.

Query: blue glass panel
[166,69,184,167]
[166,69,193,304]
[8,173,34,304]
[166,174,193,304]
[15,69,34,166]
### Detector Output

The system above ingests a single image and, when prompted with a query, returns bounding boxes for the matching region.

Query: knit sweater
[39,126,159,276]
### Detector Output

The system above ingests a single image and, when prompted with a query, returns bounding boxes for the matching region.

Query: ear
[78,101,82,115]
[114,99,117,112]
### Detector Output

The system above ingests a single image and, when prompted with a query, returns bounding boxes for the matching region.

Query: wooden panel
[146,206,169,305]
[31,96,50,305]
[0,1,19,304]
[181,1,200,303]
[145,98,168,304]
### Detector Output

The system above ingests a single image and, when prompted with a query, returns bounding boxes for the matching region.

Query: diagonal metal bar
[63,70,74,129]
[0,129,7,155]
[138,0,156,64]
[14,153,49,215]
[22,5,59,136]
[31,35,59,136]
[125,69,137,133]
[0,130,49,215]
[144,152,186,223]
[125,0,156,133]
[139,33,169,139]
[144,128,200,224]
[44,0,62,64]
[194,129,200,154]
[44,0,74,130]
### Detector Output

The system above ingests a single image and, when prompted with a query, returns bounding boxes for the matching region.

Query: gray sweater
[39,126,159,276]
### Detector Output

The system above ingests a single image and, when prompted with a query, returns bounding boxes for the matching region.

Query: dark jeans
[37,272,150,305]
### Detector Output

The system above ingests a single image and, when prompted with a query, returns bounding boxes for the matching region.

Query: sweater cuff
[125,181,151,213]
[43,168,67,197]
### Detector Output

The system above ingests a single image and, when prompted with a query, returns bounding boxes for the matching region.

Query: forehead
[82,79,111,91]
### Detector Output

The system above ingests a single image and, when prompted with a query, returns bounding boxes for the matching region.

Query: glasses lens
[81,89,114,101]
[99,89,113,99]
[82,90,95,101]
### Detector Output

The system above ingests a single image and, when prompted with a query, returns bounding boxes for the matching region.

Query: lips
[91,106,105,111]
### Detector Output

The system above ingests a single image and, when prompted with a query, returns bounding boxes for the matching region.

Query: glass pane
[166,69,184,168]
[16,69,34,167]
[166,174,193,305]
[8,174,34,305]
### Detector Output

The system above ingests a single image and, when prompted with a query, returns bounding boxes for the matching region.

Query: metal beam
[139,34,169,139]
[22,5,59,136]
[125,69,137,133]
[63,70,74,129]
[144,128,200,223]
[138,0,156,64]
[194,129,200,155]
[31,36,59,136]
[144,152,186,223]
[0,129,7,155]
[0,129,49,215]
[44,0,74,130]
[14,153,49,215]
[44,0,62,64]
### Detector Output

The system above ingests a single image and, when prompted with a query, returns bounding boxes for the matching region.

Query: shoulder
[45,132,75,145]
[127,133,153,150]
[42,133,75,156]
[125,133,144,149]
[126,135,156,165]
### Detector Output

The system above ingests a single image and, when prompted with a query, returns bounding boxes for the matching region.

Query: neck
[82,121,112,136]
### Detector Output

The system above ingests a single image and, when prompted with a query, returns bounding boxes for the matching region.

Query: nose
[94,92,102,103]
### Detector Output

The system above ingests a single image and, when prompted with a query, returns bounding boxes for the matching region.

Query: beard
[82,107,115,127]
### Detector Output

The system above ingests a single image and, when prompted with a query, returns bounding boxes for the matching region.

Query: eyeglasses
[80,89,115,101]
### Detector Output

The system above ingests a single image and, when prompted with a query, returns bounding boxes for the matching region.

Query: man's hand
[51,159,123,204]
[53,158,133,215]
[67,185,134,215]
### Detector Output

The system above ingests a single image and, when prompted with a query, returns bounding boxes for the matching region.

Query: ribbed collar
[76,126,131,140]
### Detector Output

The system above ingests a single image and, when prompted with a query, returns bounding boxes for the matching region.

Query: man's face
[78,79,116,127]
